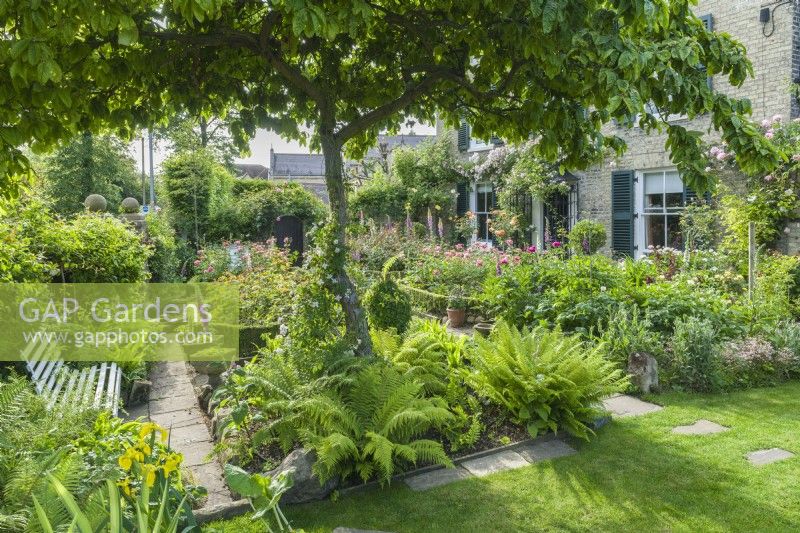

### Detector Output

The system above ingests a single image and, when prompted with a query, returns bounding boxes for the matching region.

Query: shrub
[365,277,412,333]
[208,180,326,242]
[0,198,54,282]
[567,220,606,255]
[29,213,151,283]
[349,171,408,222]
[769,320,800,375]
[665,318,723,392]
[161,149,233,243]
[721,337,793,389]
[596,306,663,368]
[145,213,181,281]
[467,321,628,439]
[365,259,412,333]
[300,364,454,484]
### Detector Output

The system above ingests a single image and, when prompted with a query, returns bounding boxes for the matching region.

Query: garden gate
[274,214,304,264]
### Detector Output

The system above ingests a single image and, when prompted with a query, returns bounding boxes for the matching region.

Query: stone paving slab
[460,449,530,478]
[602,394,663,417]
[150,408,206,429]
[516,439,577,462]
[404,466,472,491]
[672,419,729,435]
[149,393,202,415]
[149,379,193,398]
[746,448,795,466]
[173,435,214,467]
[167,423,214,447]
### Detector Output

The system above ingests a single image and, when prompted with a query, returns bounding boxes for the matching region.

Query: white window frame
[468,137,494,152]
[472,181,494,242]
[634,167,686,257]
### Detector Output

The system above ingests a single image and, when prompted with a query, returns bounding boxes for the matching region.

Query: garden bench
[21,341,122,416]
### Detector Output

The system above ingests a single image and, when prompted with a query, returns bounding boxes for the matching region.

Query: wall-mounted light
[760,7,771,24]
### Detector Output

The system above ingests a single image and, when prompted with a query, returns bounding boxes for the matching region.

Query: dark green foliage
[208,179,326,241]
[597,306,664,368]
[161,150,233,243]
[301,365,454,485]
[349,173,408,223]
[37,133,140,216]
[144,213,181,282]
[365,278,412,334]
[53,214,151,282]
[567,220,607,255]
[467,321,628,440]
[665,318,723,392]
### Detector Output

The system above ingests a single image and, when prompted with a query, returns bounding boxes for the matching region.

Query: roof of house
[364,134,435,159]
[268,134,435,177]
[270,152,326,177]
[233,163,270,179]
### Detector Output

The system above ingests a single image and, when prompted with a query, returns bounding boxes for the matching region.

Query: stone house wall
[577,0,799,255]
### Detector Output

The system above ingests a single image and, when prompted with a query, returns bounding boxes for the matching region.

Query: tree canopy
[35,132,140,215]
[0,0,782,351]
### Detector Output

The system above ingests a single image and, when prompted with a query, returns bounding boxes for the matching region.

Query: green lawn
[206,383,800,533]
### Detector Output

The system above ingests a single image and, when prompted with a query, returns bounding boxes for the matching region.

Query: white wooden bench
[22,340,123,416]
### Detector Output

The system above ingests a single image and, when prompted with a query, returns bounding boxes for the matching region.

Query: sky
[129,123,437,174]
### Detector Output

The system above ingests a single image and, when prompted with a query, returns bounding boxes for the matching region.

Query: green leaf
[224,463,266,498]
[31,495,54,533]
[48,474,93,533]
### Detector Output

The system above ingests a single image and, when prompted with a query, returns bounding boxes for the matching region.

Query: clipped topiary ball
[121,197,140,214]
[84,194,107,212]
[365,277,412,333]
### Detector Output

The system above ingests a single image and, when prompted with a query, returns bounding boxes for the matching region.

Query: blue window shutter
[700,14,714,89]
[611,170,635,257]
[456,183,469,215]
[457,120,469,152]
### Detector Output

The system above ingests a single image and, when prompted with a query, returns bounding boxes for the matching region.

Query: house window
[642,170,685,249]
[475,183,495,241]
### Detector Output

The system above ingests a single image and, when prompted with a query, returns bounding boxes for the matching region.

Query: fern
[299,365,454,485]
[468,320,629,440]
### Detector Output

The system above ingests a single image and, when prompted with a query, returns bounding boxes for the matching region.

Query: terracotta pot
[473,322,494,337]
[446,307,466,327]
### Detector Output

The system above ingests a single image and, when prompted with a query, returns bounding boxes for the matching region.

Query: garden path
[404,394,665,492]
[145,362,236,510]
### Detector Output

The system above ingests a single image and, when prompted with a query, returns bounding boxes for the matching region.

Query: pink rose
[765,130,774,139]
[552,241,562,248]
[500,256,509,265]
[527,245,537,253]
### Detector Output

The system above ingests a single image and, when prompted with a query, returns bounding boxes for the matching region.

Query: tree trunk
[199,117,208,147]
[320,134,374,356]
